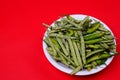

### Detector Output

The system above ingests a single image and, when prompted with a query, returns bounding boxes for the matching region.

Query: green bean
[60,52,75,66]
[85,59,106,69]
[53,56,61,61]
[85,38,103,44]
[57,32,71,62]
[53,21,77,30]
[60,17,69,24]
[85,61,97,70]
[91,61,97,68]
[84,31,104,40]
[87,22,100,33]
[84,61,97,70]
[74,32,82,61]
[84,64,92,68]
[82,31,87,35]
[55,26,76,31]
[54,44,75,65]
[58,52,75,69]
[68,27,82,30]
[44,37,51,46]
[66,15,74,21]
[110,50,116,54]
[96,59,106,65]
[68,38,79,66]
[87,55,100,64]
[100,43,109,49]
[58,32,66,44]
[73,41,83,67]
[71,66,82,75]
[74,31,78,37]
[105,31,111,35]
[96,59,103,65]
[76,42,81,53]
[79,16,90,27]
[57,52,68,66]
[67,15,81,23]
[76,42,83,69]
[87,52,114,63]
[47,49,61,61]
[46,48,54,56]
[54,21,63,27]
[52,24,82,30]
[56,38,69,56]
[47,38,70,64]
[58,32,71,60]
[107,42,115,45]
[69,65,76,69]
[86,49,105,58]
[64,18,81,28]
[46,47,53,51]
[98,26,108,31]
[50,38,60,49]
[66,16,89,28]
[86,49,92,54]
[82,19,92,30]
[84,61,97,68]
[48,33,78,39]
[86,45,102,49]
[99,52,113,59]
[47,29,66,34]
[101,40,114,43]
[102,35,114,40]
[51,26,64,30]
[65,41,70,55]
[47,37,57,56]
[68,30,74,36]
[79,31,86,64]
[109,44,116,53]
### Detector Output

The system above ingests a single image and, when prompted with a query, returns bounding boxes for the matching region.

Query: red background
[1,0,120,80]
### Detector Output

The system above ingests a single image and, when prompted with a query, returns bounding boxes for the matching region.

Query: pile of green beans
[43,15,117,75]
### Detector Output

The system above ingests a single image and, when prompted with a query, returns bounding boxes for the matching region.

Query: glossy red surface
[1,0,120,80]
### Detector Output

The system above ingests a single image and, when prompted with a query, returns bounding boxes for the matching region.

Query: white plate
[43,14,116,76]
